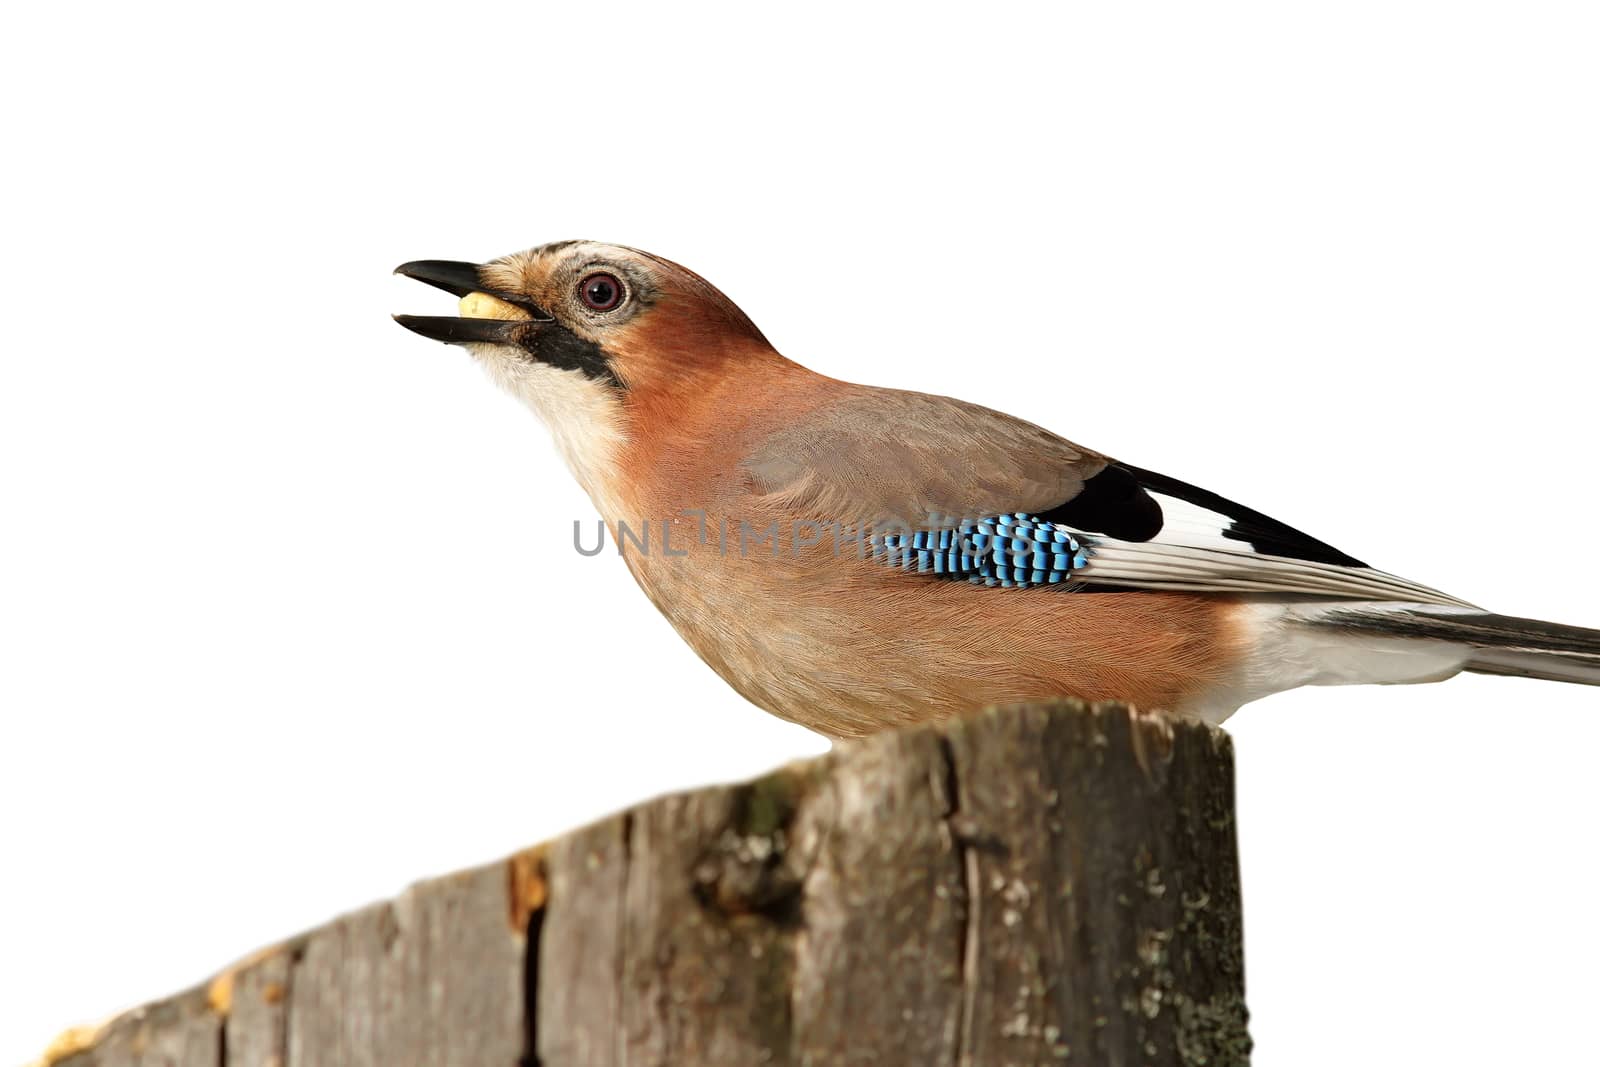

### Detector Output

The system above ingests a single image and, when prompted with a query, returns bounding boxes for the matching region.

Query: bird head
[396,240,769,389]
[394,240,778,513]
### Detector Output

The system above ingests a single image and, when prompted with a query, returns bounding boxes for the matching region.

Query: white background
[2,3,1596,1064]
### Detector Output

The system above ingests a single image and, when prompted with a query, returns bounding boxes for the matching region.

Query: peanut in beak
[459,291,533,321]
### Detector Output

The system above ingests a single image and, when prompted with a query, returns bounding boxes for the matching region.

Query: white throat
[473,349,630,520]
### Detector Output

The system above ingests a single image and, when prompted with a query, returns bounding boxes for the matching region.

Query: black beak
[393,259,554,346]
[392,314,532,345]
[394,260,488,298]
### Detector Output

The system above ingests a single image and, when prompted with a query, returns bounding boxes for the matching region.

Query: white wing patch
[1072,490,1476,608]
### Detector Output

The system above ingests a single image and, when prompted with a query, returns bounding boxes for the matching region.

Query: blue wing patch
[871,514,1095,589]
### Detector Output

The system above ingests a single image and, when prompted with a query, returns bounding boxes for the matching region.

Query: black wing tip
[1113,462,1367,568]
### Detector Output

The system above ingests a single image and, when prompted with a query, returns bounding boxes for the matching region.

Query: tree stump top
[40,701,1249,1067]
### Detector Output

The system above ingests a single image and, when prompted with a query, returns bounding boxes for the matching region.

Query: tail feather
[1317,608,1600,689]
[1463,648,1600,686]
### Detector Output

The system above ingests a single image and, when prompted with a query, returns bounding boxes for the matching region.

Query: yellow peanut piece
[459,291,532,321]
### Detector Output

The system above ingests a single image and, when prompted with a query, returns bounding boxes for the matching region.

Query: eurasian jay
[395,241,1598,739]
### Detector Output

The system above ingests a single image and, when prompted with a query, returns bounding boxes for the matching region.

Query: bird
[393,240,1599,739]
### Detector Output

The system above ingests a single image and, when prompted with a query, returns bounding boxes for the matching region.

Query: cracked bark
[48,700,1248,1067]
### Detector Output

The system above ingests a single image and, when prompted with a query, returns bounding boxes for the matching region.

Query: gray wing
[741,385,1470,606]
[743,386,1112,527]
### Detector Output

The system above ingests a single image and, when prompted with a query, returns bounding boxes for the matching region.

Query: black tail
[1318,609,1600,687]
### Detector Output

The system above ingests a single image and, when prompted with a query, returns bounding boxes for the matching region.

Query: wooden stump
[46,701,1249,1067]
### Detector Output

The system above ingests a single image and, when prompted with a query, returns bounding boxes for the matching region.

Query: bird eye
[577,272,624,312]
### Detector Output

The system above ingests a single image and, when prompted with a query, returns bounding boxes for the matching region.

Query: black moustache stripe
[526,322,622,389]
